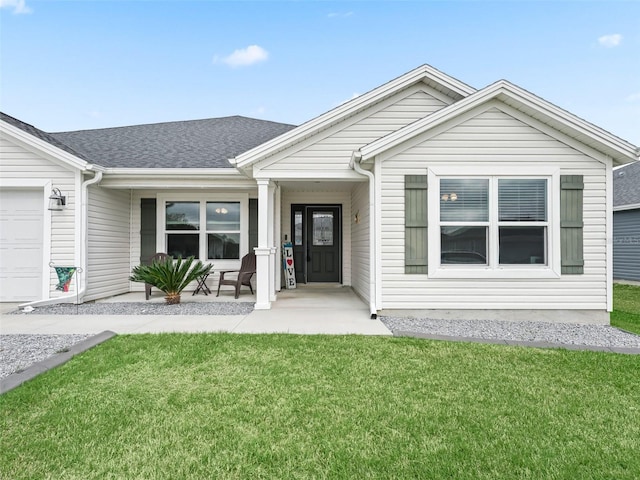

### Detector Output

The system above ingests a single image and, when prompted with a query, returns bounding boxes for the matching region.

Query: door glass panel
[294,211,303,245]
[312,211,333,246]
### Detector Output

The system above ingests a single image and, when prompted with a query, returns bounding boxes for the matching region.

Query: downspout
[19,170,103,308]
[350,151,377,319]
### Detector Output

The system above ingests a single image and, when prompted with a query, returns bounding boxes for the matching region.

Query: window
[206,202,240,259]
[440,179,489,265]
[432,174,552,275]
[166,201,200,258]
[497,179,547,265]
[163,199,243,260]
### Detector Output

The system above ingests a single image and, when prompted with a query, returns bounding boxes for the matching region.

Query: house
[613,161,640,282]
[1,65,638,323]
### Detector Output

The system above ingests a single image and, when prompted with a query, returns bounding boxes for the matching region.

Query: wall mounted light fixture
[48,188,66,211]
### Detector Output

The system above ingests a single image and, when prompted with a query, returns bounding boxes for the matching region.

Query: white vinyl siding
[350,181,370,301]
[380,105,608,310]
[0,136,79,298]
[84,186,131,301]
[259,85,454,173]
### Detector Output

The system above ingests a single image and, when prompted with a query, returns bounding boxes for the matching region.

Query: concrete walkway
[0,285,392,336]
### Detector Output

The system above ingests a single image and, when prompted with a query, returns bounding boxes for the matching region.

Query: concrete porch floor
[0,285,392,336]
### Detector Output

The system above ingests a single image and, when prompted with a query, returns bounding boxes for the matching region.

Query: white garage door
[0,189,44,302]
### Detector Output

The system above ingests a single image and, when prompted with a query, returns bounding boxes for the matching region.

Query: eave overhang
[359,80,639,167]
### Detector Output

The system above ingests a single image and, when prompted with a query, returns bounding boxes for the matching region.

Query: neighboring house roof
[51,116,296,169]
[0,111,89,161]
[232,64,476,168]
[614,161,640,207]
[358,80,639,167]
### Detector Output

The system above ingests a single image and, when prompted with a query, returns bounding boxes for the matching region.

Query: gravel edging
[380,316,640,353]
[0,331,116,392]
[8,302,255,316]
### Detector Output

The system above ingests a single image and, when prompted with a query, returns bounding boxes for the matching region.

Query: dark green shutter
[560,175,584,274]
[405,175,428,274]
[140,198,157,264]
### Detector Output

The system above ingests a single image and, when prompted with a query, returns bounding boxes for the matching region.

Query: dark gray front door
[291,205,341,283]
[306,206,340,282]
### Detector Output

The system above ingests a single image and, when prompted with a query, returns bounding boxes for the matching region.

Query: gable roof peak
[233,64,476,168]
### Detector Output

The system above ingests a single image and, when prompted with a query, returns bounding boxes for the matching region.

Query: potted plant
[130,256,212,305]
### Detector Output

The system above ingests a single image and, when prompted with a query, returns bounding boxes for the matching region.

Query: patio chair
[145,252,169,300]
[216,252,256,299]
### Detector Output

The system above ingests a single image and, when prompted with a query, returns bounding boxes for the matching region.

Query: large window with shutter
[405,167,578,279]
[438,177,548,267]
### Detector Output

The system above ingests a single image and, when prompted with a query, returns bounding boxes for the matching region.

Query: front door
[291,205,341,283]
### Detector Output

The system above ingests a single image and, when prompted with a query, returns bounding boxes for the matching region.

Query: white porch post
[275,184,282,293]
[255,179,272,310]
[267,182,277,302]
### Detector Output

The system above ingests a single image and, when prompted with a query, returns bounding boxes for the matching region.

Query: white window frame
[427,165,561,279]
[157,193,249,269]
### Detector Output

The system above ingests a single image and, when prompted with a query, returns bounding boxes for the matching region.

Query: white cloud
[598,34,622,48]
[0,0,32,14]
[214,45,269,68]
[626,92,640,102]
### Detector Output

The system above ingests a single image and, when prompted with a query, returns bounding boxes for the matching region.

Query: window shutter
[560,175,584,274]
[140,198,157,264]
[405,175,428,274]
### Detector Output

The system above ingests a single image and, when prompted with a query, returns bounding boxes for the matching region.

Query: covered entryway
[0,188,45,301]
[291,204,342,283]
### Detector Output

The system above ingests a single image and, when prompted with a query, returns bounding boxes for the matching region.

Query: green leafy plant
[129,256,212,304]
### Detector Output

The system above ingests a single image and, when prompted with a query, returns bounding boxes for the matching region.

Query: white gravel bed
[8,302,254,316]
[0,334,92,379]
[380,316,640,349]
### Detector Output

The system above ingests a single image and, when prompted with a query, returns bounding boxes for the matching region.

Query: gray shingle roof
[51,116,296,169]
[614,161,640,207]
[1,112,88,161]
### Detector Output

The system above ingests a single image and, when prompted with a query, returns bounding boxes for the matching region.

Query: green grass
[611,283,640,335]
[1,334,639,479]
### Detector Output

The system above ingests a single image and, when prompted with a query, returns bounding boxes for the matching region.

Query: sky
[1,0,639,145]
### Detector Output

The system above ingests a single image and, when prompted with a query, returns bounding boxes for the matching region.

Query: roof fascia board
[0,119,91,171]
[234,65,476,168]
[104,167,242,176]
[253,169,365,180]
[614,203,640,212]
[360,81,638,164]
[99,169,254,189]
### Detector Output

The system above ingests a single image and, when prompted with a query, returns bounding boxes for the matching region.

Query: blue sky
[1,1,639,144]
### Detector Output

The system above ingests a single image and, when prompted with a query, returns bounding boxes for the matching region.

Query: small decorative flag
[54,267,77,292]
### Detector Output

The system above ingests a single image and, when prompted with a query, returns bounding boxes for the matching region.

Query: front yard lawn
[1,334,639,479]
[612,283,640,335]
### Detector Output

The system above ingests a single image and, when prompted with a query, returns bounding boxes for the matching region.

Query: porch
[2,285,390,335]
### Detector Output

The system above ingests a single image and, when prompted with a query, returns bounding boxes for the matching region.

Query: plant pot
[165,293,181,305]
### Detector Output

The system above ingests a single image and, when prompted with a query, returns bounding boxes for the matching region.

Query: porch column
[274,184,282,294]
[255,179,272,310]
[268,182,277,302]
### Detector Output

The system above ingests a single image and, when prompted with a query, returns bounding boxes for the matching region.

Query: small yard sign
[282,242,296,289]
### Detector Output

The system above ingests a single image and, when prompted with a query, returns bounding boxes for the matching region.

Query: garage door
[0,189,44,301]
